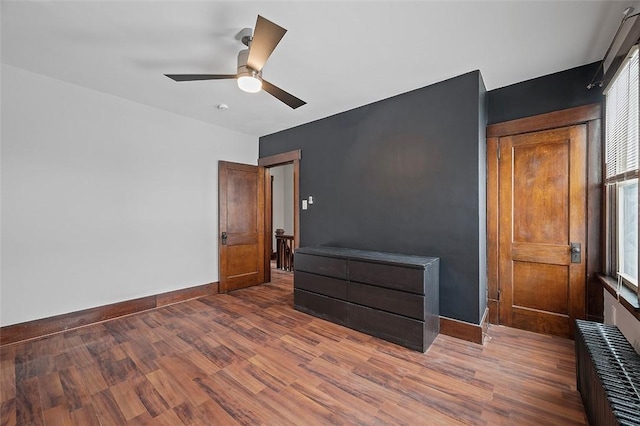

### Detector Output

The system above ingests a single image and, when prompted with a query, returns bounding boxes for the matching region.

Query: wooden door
[498,125,587,337]
[219,161,265,292]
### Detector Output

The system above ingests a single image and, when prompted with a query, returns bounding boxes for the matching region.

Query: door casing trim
[486,103,602,326]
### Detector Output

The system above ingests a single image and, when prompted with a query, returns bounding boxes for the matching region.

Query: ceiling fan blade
[165,74,236,82]
[247,15,287,72]
[262,80,306,109]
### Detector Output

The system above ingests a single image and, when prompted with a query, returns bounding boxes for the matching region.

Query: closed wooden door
[219,161,265,292]
[498,125,587,337]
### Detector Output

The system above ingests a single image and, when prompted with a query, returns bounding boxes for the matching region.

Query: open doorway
[258,149,301,283]
[270,164,295,273]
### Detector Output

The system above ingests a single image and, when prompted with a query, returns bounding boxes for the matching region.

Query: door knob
[570,242,581,263]
[221,232,228,245]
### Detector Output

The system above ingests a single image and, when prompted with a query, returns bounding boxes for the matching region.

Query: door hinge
[497,289,501,301]
[497,141,501,161]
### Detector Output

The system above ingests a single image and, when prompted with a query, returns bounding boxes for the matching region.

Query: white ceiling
[1,1,636,137]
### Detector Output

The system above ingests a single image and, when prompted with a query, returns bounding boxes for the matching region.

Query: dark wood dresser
[293,246,439,352]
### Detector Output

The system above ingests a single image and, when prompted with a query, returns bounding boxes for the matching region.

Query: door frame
[258,149,301,283]
[486,103,603,325]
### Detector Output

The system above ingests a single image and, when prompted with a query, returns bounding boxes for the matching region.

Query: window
[618,179,638,283]
[605,45,639,292]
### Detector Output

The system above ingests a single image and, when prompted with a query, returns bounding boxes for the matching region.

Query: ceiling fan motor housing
[237,49,262,80]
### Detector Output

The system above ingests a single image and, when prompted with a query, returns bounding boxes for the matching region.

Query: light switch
[302,200,308,210]
[308,196,313,204]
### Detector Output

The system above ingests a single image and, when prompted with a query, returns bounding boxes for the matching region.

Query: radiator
[575,320,640,425]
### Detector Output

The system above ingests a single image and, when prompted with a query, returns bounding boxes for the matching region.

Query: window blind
[605,46,639,182]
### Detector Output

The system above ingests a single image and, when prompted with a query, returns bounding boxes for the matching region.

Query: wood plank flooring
[1,268,587,425]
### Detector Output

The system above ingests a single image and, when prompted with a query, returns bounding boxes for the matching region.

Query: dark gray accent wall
[487,61,603,124]
[477,72,488,321]
[260,70,487,325]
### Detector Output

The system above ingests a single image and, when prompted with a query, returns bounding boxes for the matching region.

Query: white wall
[603,291,640,353]
[1,64,258,326]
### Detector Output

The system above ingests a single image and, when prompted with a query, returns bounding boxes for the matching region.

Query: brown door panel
[498,125,587,338]
[219,161,265,293]
[225,234,259,245]
[511,308,570,337]
[511,242,570,265]
[512,261,569,314]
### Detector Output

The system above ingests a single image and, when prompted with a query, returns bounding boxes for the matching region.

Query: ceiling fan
[165,15,306,109]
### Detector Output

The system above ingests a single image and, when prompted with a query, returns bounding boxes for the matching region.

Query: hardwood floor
[1,268,587,425]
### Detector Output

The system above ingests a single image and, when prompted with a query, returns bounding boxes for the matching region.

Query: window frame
[603,44,640,295]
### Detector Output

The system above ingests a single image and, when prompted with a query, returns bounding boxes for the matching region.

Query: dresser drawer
[295,253,347,279]
[295,271,347,300]
[347,304,425,352]
[347,282,424,320]
[349,260,425,294]
[294,289,348,326]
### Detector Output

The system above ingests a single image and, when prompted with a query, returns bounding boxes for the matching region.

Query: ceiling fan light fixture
[237,75,262,93]
[238,70,262,93]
